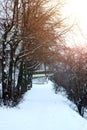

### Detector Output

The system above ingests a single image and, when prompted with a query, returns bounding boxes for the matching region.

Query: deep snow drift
[0,80,87,130]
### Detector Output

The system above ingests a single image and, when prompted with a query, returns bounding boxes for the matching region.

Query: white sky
[62,0,87,47]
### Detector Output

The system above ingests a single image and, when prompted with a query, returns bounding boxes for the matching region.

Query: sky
[61,0,87,47]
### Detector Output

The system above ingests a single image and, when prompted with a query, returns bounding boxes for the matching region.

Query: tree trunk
[8,48,14,99]
[2,39,8,100]
[77,104,84,117]
[16,62,23,91]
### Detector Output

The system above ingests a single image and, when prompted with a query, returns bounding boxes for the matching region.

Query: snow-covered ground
[0,80,87,130]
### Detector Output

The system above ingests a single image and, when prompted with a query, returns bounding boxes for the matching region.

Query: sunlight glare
[63,0,87,47]
[66,0,87,25]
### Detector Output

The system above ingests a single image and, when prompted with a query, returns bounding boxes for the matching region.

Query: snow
[0,80,87,130]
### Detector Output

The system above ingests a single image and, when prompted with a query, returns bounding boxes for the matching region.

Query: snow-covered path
[0,81,87,130]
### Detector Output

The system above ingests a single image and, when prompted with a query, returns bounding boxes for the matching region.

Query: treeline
[0,0,68,106]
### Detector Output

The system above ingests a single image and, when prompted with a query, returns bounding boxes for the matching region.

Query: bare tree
[16,0,66,89]
[0,0,22,106]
